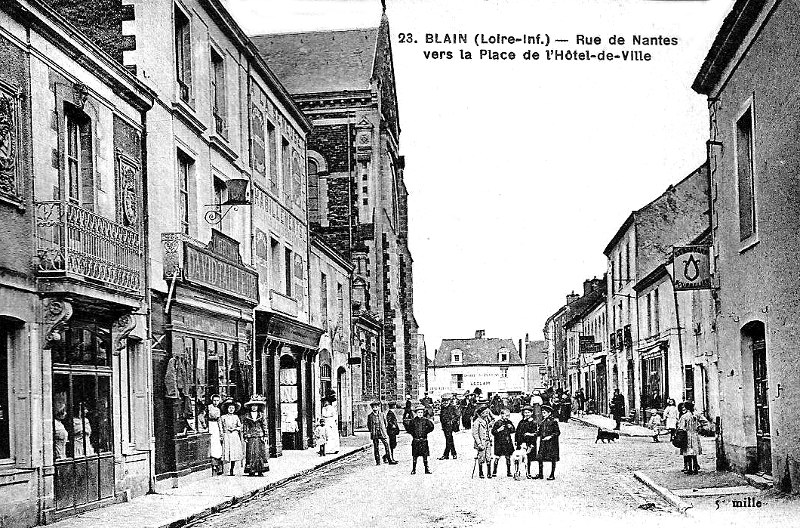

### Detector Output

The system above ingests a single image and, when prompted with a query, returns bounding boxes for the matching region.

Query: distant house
[524,337,548,392]
[428,331,525,399]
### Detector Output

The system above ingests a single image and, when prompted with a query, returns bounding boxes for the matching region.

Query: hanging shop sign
[672,245,711,290]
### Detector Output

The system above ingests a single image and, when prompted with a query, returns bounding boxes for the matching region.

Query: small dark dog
[595,429,620,443]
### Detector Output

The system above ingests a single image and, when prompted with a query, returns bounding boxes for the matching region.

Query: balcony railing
[269,289,298,317]
[35,201,143,294]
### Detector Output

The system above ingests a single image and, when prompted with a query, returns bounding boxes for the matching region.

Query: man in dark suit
[438,395,459,460]
[611,389,626,430]
[367,401,397,465]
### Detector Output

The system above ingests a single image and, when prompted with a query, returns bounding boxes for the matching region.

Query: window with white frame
[450,349,462,364]
[498,348,509,363]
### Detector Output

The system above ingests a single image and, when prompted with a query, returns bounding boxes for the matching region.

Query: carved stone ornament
[113,314,137,354]
[44,299,74,349]
[73,82,89,110]
[0,94,17,197]
[120,162,138,226]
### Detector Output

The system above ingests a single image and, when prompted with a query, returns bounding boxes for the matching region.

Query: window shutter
[181,22,192,96]
[250,104,265,174]
[79,121,94,211]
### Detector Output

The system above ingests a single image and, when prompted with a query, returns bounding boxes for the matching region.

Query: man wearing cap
[367,402,397,465]
[438,395,459,460]
[472,406,493,478]
[406,405,434,474]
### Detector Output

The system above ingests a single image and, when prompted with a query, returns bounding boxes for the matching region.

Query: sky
[224,0,735,358]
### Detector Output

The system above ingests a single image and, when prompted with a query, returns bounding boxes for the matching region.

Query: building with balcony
[0,0,155,525]
[603,164,709,423]
[693,0,800,488]
[428,331,525,400]
[251,9,422,404]
[46,0,321,481]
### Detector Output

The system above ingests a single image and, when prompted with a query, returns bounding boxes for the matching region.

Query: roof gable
[251,27,379,94]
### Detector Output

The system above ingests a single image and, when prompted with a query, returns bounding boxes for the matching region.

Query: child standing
[647,409,663,442]
[314,418,328,456]
[490,408,516,477]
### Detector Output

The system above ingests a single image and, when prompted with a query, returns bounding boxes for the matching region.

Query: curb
[634,471,693,514]
[174,443,372,528]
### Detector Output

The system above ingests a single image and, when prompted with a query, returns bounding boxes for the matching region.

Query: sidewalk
[48,433,373,528]
[570,412,658,437]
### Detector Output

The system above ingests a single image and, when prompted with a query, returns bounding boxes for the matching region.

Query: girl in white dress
[321,399,341,454]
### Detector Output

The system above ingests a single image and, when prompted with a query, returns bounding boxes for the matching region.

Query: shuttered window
[175,7,192,103]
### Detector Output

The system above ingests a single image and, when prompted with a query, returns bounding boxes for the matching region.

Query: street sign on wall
[672,245,711,290]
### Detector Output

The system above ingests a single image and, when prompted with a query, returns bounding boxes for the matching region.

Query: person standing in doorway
[439,395,459,460]
[472,406,493,479]
[610,389,626,430]
[407,405,434,474]
[368,401,396,465]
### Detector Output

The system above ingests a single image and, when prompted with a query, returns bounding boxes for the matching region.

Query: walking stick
[471,456,478,479]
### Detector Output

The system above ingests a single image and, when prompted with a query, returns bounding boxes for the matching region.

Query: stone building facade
[603,165,708,423]
[252,11,421,405]
[0,0,155,524]
[693,0,800,489]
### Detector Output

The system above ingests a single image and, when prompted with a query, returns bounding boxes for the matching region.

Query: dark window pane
[53,373,72,460]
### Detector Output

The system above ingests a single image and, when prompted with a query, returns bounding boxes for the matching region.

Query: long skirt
[244,437,269,474]
[325,418,341,453]
[221,431,243,462]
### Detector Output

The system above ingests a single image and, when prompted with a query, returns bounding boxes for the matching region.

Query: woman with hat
[242,395,269,476]
[321,397,341,454]
[534,404,560,480]
[219,398,243,476]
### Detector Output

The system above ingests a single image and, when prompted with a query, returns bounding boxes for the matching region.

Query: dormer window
[498,348,509,363]
[451,349,462,364]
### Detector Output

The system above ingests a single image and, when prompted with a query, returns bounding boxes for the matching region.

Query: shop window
[0,325,10,459]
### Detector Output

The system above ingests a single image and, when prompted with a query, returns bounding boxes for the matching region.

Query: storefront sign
[579,336,602,353]
[672,245,711,290]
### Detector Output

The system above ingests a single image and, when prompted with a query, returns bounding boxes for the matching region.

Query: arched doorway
[279,353,299,449]
[742,321,771,475]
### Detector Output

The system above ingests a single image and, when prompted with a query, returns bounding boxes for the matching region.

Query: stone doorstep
[745,473,774,490]
[673,485,762,497]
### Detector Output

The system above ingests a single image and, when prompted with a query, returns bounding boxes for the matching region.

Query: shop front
[153,232,258,482]
[595,356,608,415]
[255,311,323,457]
[640,342,669,411]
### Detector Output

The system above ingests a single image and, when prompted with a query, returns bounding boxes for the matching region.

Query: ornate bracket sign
[113,314,137,354]
[672,245,711,291]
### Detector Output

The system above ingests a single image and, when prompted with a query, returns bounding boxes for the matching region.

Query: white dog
[510,446,528,480]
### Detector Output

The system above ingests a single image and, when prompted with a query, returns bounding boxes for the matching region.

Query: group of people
[207,394,270,477]
[313,398,342,457]
[645,399,710,474]
[367,400,433,474]
[469,403,561,480]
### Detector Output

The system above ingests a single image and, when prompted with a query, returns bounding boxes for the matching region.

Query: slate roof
[433,338,521,367]
[525,340,547,365]
[251,28,379,94]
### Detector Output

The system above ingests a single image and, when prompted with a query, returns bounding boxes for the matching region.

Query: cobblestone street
[190,419,691,528]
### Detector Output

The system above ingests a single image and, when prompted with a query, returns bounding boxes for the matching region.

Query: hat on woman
[244,394,267,410]
[541,404,554,414]
[221,398,241,413]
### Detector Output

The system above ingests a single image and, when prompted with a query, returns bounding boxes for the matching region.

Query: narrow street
[191,419,681,528]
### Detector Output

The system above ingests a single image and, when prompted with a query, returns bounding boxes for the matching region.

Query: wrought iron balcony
[34,201,143,294]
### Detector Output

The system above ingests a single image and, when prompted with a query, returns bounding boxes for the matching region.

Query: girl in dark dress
[242,397,269,476]
[491,408,516,477]
[534,405,560,480]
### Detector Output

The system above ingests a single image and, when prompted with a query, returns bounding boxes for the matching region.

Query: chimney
[475,330,485,339]
[566,291,580,305]
[583,279,593,296]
